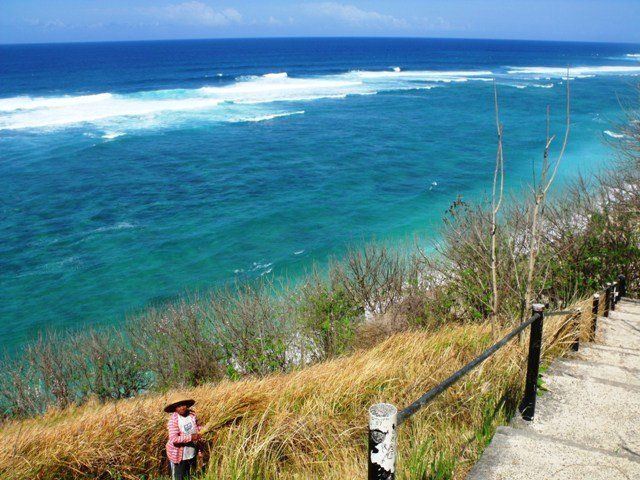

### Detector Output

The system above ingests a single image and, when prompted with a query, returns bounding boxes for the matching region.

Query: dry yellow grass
[0,303,590,480]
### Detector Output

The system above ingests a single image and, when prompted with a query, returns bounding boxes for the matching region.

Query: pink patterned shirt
[166,412,201,464]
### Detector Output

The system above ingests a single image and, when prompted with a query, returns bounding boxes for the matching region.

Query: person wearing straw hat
[165,396,202,480]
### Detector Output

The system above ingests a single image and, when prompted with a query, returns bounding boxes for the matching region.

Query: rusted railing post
[617,274,626,302]
[590,293,600,341]
[368,403,397,480]
[519,303,544,421]
[604,283,612,317]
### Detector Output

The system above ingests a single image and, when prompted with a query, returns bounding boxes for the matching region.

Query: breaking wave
[507,65,640,78]
[2,64,640,132]
[503,82,555,89]
[604,130,625,139]
[0,69,493,131]
[0,93,113,113]
[102,131,125,140]
[231,110,305,123]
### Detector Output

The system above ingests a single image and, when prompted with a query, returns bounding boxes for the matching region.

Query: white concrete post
[368,403,397,479]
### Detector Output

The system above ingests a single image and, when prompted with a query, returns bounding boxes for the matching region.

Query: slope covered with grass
[0,300,593,480]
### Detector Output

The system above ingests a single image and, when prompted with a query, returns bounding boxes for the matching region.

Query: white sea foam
[251,261,273,271]
[261,72,288,79]
[346,69,493,82]
[503,82,554,89]
[604,130,625,139]
[294,250,305,255]
[41,255,82,273]
[0,72,360,130]
[508,65,640,78]
[0,93,225,130]
[0,68,490,131]
[0,93,113,112]
[626,54,640,58]
[102,131,125,139]
[0,64,635,131]
[93,221,136,233]
[200,72,362,103]
[232,110,305,123]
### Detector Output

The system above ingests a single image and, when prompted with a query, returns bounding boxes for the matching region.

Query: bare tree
[522,70,571,317]
[133,299,225,388]
[205,282,292,377]
[337,244,406,319]
[490,81,505,332]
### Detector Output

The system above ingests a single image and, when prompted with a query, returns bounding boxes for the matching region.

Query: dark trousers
[171,458,196,480]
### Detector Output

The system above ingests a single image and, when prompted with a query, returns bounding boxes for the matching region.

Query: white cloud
[307,2,408,29]
[413,16,461,32]
[146,2,243,27]
[266,16,283,26]
[26,18,68,29]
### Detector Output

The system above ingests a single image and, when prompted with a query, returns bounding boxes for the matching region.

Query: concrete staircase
[467,299,640,480]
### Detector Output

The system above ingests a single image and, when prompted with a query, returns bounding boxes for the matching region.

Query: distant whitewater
[2,64,640,132]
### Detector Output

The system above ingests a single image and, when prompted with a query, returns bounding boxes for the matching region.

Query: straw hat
[164,396,195,413]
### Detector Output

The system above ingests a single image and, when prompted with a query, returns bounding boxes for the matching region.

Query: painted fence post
[604,283,612,317]
[519,303,544,421]
[368,403,397,480]
[610,281,618,312]
[617,274,627,302]
[590,293,600,341]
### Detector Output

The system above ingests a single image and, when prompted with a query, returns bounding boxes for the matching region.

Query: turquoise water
[1,38,639,349]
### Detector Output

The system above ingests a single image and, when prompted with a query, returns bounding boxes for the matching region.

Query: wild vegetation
[0,85,639,478]
[0,302,599,479]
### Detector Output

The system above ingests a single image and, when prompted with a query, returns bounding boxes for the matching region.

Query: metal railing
[367,274,627,479]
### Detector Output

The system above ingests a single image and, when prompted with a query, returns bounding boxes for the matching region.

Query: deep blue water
[1,38,639,350]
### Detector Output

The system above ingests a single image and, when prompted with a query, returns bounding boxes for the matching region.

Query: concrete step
[609,312,640,328]
[578,343,640,370]
[616,305,640,316]
[509,370,640,454]
[466,297,640,480]
[552,356,640,388]
[597,313,640,350]
[616,299,640,315]
[466,426,640,480]
[609,308,640,325]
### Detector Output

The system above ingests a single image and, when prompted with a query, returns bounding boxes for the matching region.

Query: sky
[1,0,640,45]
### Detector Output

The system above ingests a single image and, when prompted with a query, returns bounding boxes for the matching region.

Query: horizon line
[2,34,640,48]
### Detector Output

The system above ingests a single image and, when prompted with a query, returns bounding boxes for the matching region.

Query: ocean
[1,37,639,350]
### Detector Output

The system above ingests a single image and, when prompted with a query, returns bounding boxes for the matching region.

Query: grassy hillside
[0,299,594,479]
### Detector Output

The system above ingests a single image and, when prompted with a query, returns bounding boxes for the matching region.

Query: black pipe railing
[545,309,580,317]
[397,308,541,426]
[367,275,627,479]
